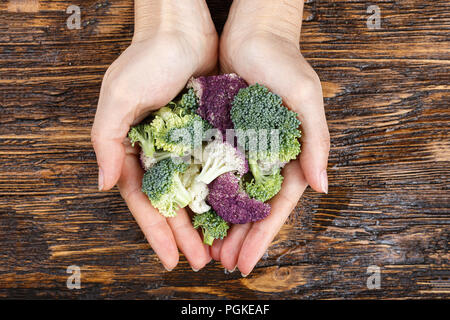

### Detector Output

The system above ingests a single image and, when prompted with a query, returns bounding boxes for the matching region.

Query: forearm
[133,0,214,42]
[226,0,304,44]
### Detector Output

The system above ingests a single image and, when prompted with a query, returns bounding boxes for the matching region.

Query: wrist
[223,0,304,45]
[133,0,216,43]
[132,0,218,76]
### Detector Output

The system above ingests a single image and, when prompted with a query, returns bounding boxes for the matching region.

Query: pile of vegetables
[128,74,301,246]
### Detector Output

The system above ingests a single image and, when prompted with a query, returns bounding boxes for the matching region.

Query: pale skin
[91,0,330,275]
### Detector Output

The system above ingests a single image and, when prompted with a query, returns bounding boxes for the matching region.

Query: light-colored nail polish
[191,267,200,272]
[224,266,236,274]
[241,273,248,278]
[98,167,104,191]
[320,170,328,194]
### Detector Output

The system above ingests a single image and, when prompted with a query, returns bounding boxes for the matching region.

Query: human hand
[91,0,218,271]
[214,0,330,275]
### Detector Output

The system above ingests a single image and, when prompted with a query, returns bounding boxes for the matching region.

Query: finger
[210,238,224,261]
[91,79,136,191]
[219,223,252,271]
[166,210,212,271]
[118,149,179,271]
[237,161,308,276]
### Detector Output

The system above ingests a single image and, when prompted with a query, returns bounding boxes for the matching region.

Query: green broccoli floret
[150,103,213,157]
[193,210,229,246]
[244,158,284,202]
[142,158,191,217]
[128,122,175,170]
[174,89,215,134]
[230,83,301,201]
[128,123,155,157]
[177,88,199,115]
[230,83,302,164]
[150,106,203,156]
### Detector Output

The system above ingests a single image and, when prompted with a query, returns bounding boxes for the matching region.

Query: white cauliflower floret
[139,150,174,171]
[188,180,210,214]
[140,151,158,170]
[181,163,201,188]
[195,140,247,184]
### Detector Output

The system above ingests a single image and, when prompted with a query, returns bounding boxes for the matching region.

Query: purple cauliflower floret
[188,73,248,135]
[207,172,271,224]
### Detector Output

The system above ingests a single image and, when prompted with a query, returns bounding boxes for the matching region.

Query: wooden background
[0,0,448,299]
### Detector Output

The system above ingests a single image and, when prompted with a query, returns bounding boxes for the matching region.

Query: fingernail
[191,267,200,272]
[241,272,248,278]
[98,167,104,191]
[224,266,236,274]
[320,170,328,194]
[163,265,173,272]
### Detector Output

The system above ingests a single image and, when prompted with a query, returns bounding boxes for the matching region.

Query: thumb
[299,117,330,194]
[291,78,330,194]
[91,96,133,191]
[276,72,330,194]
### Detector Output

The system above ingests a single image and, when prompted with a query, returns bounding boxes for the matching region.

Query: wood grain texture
[0,0,449,299]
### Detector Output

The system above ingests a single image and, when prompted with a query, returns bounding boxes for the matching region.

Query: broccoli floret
[244,158,284,202]
[142,158,191,217]
[128,123,155,157]
[128,123,173,169]
[207,172,271,224]
[230,83,302,164]
[177,88,199,115]
[174,90,214,135]
[195,140,248,185]
[193,209,229,246]
[230,83,301,201]
[188,74,248,135]
[150,106,206,157]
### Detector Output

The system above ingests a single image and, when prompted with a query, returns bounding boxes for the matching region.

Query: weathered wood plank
[0,0,448,299]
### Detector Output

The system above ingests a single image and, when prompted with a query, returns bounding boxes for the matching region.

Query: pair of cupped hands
[91,0,329,276]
